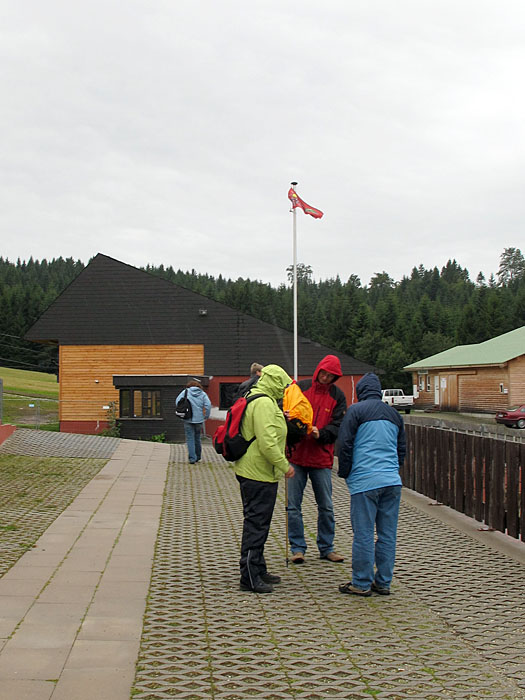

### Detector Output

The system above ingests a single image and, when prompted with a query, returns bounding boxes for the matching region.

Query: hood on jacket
[313,355,342,383]
[254,364,292,401]
[356,372,382,401]
[186,386,206,399]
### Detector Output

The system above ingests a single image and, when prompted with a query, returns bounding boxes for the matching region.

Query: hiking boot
[240,580,273,594]
[260,572,281,584]
[290,552,305,564]
[338,582,372,597]
[371,582,390,595]
[321,551,345,563]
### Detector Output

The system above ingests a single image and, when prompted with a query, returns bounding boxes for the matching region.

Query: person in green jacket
[235,364,295,593]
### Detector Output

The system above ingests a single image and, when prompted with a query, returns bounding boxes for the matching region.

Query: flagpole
[291,181,298,381]
[288,179,299,570]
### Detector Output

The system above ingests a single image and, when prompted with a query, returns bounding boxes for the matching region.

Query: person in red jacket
[288,355,347,563]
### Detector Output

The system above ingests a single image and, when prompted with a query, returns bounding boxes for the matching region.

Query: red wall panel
[0,424,16,444]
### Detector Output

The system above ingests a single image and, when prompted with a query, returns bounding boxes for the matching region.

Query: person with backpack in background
[176,379,211,464]
[234,362,264,400]
[287,355,347,564]
[234,364,295,594]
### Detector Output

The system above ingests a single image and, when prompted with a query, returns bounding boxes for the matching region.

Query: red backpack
[213,394,265,461]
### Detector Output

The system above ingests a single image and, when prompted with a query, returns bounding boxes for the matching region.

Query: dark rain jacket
[337,372,406,494]
[291,355,347,468]
[234,374,259,400]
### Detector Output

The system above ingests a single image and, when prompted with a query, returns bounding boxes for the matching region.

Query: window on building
[120,389,131,416]
[120,389,161,418]
[426,375,431,392]
[418,375,425,392]
[219,383,241,410]
[499,383,504,394]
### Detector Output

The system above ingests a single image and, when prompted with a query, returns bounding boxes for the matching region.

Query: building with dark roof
[25,254,378,440]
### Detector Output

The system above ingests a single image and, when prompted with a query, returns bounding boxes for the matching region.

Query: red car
[495,405,525,429]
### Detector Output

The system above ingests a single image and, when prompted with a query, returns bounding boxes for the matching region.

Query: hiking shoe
[290,552,305,564]
[321,551,345,563]
[240,580,273,594]
[338,582,372,597]
[260,572,281,584]
[371,582,390,595]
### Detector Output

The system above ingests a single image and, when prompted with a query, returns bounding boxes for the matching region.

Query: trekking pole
[285,478,289,567]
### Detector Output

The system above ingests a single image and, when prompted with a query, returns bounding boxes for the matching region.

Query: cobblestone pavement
[0,428,121,459]
[132,445,525,700]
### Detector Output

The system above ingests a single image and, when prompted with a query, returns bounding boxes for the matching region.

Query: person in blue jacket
[337,373,406,596]
[176,379,211,464]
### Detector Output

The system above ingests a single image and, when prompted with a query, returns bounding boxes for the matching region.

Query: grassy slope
[0,366,59,399]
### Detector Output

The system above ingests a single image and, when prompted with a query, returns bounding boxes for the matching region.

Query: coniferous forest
[1,249,524,390]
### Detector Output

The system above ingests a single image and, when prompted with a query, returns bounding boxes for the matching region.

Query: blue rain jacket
[337,373,405,495]
[176,386,211,425]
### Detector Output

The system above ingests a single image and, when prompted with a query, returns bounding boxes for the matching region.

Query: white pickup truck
[381,389,414,414]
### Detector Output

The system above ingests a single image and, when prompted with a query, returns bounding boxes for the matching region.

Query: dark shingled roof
[25,253,377,377]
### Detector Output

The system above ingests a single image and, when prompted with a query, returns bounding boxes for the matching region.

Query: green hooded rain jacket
[234,364,292,483]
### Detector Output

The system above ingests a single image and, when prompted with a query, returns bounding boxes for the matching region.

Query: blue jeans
[350,486,401,590]
[287,465,335,556]
[184,422,202,463]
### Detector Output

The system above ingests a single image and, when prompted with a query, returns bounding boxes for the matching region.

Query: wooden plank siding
[411,362,523,413]
[411,372,437,409]
[59,345,204,421]
[458,366,508,412]
[509,354,525,406]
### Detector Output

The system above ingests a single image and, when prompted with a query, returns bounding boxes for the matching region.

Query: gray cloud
[2,0,524,285]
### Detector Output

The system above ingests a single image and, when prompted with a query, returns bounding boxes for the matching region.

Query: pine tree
[497,247,525,285]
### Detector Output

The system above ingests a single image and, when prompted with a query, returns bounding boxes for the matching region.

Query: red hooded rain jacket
[291,355,347,468]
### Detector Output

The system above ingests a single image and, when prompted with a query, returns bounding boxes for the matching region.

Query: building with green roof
[404,326,525,413]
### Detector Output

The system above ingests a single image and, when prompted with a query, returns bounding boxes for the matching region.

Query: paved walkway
[0,435,170,700]
[0,433,524,699]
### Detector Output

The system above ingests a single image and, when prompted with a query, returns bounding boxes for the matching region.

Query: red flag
[288,188,323,219]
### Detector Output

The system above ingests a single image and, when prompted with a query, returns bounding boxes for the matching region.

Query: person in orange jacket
[287,355,347,564]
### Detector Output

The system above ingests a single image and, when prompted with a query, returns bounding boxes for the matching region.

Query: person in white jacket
[176,379,211,463]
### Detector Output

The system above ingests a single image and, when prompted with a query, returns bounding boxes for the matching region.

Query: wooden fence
[401,424,525,542]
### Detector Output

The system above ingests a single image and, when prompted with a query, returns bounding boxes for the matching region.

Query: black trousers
[237,475,278,587]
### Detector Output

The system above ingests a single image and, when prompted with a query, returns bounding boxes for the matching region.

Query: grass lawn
[2,395,59,426]
[1,366,59,426]
[0,454,107,576]
[0,366,58,399]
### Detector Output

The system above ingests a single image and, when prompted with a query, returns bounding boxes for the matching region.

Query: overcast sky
[2,0,524,287]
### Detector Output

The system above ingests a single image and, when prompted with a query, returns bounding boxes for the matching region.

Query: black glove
[337,462,351,479]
